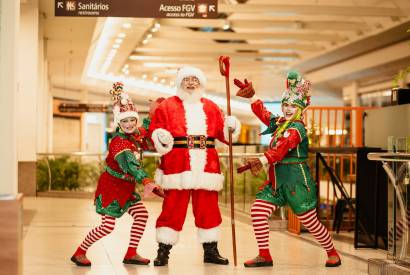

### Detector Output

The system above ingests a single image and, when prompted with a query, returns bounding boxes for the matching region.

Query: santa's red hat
[175,66,207,88]
[109,82,138,125]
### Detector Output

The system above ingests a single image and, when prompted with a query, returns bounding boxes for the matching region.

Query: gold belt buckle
[187,135,195,149]
[199,135,206,149]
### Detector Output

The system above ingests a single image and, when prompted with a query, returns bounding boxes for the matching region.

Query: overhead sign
[55,0,218,19]
[58,102,110,113]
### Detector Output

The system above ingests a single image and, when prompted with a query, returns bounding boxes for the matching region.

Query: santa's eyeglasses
[182,77,200,84]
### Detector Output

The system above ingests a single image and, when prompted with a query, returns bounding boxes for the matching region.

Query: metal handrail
[37,152,265,158]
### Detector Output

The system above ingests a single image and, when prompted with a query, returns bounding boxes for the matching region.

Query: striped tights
[250,199,336,259]
[79,201,148,252]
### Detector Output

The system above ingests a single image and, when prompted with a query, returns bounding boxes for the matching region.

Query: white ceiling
[39,0,410,117]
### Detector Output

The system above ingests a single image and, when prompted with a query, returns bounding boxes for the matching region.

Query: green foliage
[37,156,79,191]
[392,28,410,88]
[36,156,101,192]
[78,161,103,189]
[393,67,410,88]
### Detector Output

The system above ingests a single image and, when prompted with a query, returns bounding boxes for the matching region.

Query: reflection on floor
[23,197,386,275]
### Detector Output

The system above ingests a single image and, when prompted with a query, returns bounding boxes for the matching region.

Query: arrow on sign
[57,2,63,9]
[209,5,215,12]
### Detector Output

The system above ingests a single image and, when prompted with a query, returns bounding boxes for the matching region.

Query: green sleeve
[142,117,151,131]
[115,150,148,184]
[288,121,307,140]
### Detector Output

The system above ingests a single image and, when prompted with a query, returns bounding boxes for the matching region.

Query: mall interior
[0,0,409,274]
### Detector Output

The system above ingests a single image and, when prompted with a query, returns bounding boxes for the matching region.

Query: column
[17,0,39,196]
[0,0,19,195]
[0,3,22,275]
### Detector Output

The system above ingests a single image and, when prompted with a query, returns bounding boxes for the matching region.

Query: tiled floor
[23,197,386,275]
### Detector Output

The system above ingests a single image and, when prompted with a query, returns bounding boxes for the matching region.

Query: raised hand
[233,78,255,98]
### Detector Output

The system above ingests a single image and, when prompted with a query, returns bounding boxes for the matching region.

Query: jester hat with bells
[260,71,311,137]
[282,70,311,110]
[109,82,139,126]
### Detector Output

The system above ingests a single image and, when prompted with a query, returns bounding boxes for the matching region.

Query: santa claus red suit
[149,66,241,266]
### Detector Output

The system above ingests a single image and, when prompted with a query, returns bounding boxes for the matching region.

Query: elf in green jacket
[234,71,341,268]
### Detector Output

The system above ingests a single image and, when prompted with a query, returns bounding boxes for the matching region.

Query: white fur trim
[152,128,174,156]
[259,156,269,165]
[223,116,241,142]
[156,227,179,245]
[176,66,206,88]
[198,226,220,243]
[117,111,139,121]
[182,100,207,135]
[154,169,224,191]
[249,95,260,104]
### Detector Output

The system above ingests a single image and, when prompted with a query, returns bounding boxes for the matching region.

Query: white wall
[364,104,410,149]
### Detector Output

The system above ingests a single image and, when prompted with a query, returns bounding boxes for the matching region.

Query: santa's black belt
[173,135,215,149]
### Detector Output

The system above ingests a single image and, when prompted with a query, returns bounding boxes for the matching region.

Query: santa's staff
[219,55,237,266]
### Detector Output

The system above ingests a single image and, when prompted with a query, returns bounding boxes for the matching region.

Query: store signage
[58,102,110,113]
[55,0,218,19]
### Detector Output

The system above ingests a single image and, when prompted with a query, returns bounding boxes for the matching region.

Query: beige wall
[364,104,410,149]
[17,2,39,162]
[53,117,81,153]
[0,0,19,194]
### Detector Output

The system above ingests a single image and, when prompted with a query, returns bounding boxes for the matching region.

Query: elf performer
[234,71,341,268]
[70,82,164,267]
[149,66,241,266]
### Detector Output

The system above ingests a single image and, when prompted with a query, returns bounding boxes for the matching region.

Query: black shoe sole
[204,259,229,265]
[325,260,342,267]
[244,261,273,268]
[153,261,168,266]
[70,256,91,267]
[122,259,150,265]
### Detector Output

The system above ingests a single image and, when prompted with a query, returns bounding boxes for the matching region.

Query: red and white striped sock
[126,201,148,252]
[251,199,277,260]
[79,215,116,252]
[297,209,336,256]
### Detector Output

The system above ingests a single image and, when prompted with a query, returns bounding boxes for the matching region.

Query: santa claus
[149,66,241,266]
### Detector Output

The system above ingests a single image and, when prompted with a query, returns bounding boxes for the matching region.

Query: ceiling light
[154,23,160,29]
[169,81,175,86]
[122,23,131,29]
[113,44,120,49]
[160,79,166,84]
[115,38,123,44]
[142,39,148,44]
[118,33,126,38]
[142,74,147,79]
[153,76,158,82]
[146,33,153,39]
[151,28,158,33]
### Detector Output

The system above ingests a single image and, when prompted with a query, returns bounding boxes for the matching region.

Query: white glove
[157,130,173,145]
[225,115,237,131]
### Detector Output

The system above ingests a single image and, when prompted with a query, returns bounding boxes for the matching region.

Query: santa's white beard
[176,87,204,103]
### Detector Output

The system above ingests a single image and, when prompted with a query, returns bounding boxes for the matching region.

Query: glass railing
[36,151,267,214]
[368,152,410,265]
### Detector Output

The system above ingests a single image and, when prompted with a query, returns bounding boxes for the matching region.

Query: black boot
[153,243,172,266]
[203,242,229,265]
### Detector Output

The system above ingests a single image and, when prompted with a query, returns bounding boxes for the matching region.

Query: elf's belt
[277,158,308,165]
[105,165,134,182]
[173,135,215,149]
